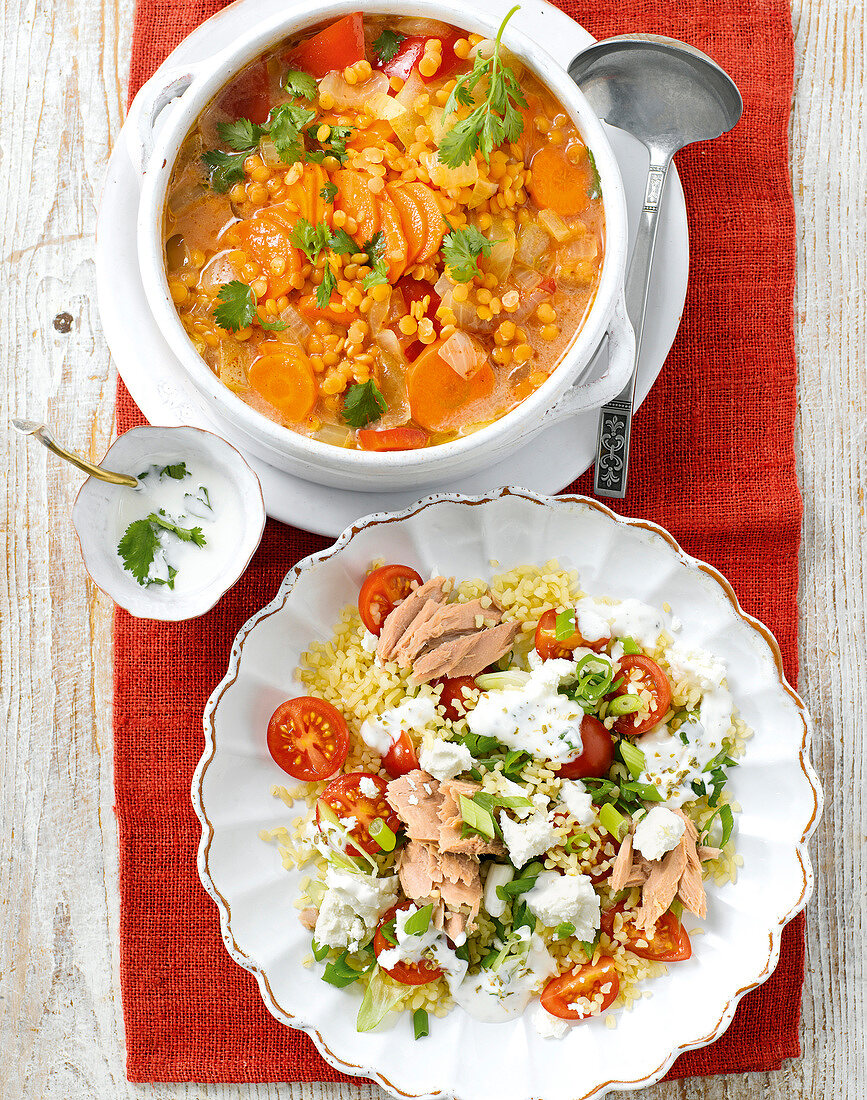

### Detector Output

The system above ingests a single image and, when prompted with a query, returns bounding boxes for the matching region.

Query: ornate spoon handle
[12,419,138,487]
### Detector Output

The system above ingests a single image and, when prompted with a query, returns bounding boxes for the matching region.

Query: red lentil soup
[164,10,605,451]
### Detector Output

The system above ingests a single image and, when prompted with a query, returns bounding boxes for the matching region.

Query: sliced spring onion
[369,817,397,852]
[619,739,646,780]
[609,694,643,716]
[316,799,378,874]
[403,902,434,937]
[598,802,627,840]
[459,794,497,839]
[356,968,406,1032]
[379,918,398,946]
[701,803,734,848]
[669,898,684,919]
[495,793,533,811]
[323,951,372,988]
[413,1008,430,1040]
[474,669,531,692]
[555,608,577,640]
[618,636,641,655]
[566,831,591,853]
[496,862,542,900]
[311,938,330,962]
[555,922,575,939]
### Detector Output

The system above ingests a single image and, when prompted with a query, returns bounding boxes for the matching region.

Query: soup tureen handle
[131,70,196,174]
[541,291,635,424]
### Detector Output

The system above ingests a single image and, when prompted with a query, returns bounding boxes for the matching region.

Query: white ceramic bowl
[193,489,821,1100]
[134,0,634,492]
[72,425,265,620]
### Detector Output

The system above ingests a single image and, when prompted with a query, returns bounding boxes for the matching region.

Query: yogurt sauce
[114,459,244,594]
[575,596,669,649]
[452,930,556,1022]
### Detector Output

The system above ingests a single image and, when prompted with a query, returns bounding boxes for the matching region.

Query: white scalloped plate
[192,490,821,1100]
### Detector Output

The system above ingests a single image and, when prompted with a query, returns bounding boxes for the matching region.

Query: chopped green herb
[692,748,738,807]
[213,280,287,332]
[459,793,497,840]
[441,223,493,282]
[578,930,601,959]
[322,950,373,988]
[201,149,248,192]
[403,902,434,937]
[311,939,330,962]
[586,149,601,200]
[438,6,527,168]
[117,519,161,586]
[306,123,353,164]
[555,922,576,939]
[559,653,618,712]
[412,1007,429,1040]
[700,802,734,848]
[379,918,398,946]
[369,817,397,852]
[555,608,577,640]
[341,379,388,428]
[147,510,206,545]
[320,181,339,204]
[217,117,267,151]
[363,262,390,290]
[374,29,405,63]
[268,102,317,163]
[329,227,358,254]
[283,68,318,100]
[158,462,188,480]
[495,861,542,901]
[316,265,337,309]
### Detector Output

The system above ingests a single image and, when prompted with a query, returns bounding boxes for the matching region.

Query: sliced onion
[374,330,411,428]
[276,302,312,346]
[394,17,453,35]
[422,151,478,189]
[484,219,515,283]
[433,270,453,298]
[367,295,390,336]
[468,178,498,209]
[367,92,407,124]
[168,178,207,215]
[447,293,496,335]
[260,138,282,167]
[393,70,426,148]
[538,209,572,244]
[318,70,390,109]
[199,250,240,293]
[511,266,543,294]
[218,341,252,393]
[438,331,486,379]
[313,422,353,447]
[515,223,550,266]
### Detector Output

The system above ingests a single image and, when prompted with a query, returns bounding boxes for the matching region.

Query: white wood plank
[0,0,863,1097]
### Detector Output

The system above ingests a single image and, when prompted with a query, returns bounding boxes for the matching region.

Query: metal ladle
[569,35,743,498]
[12,419,138,487]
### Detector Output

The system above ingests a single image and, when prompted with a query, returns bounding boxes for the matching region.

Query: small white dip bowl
[72,425,266,620]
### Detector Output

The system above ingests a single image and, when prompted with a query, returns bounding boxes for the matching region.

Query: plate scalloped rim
[192,488,821,1100]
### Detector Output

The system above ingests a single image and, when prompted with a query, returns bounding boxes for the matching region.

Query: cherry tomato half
[434,676,478,721]
[377,32,462,83]
[374,902,443,985]
[216,59,271,124]
[610,654,672,736]
[534,608,610,661]
[286,12,365,78]
[601,903,692,962]
[267,696,348,781]
[557,715,615,780]
[357,426,429,451]
[358,563,424,635]
[541,957,620,1020]
[382,729,420,778]
[317,772,401,856]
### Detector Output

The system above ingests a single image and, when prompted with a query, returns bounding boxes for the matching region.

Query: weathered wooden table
[1,0,864,1097]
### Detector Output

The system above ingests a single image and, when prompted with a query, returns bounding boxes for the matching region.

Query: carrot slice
[403,183,446,261]
[528,145,591,216]
[231,211,302,298]
[298,292,357,324]
[406,338,496,433]
[248,344,317,422]
[376,198,409,282]
[386,184,427,266]
[333,169,379,242]
[348,120,394,151]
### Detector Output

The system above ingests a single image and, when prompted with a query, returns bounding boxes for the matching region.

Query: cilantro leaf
[201,149,247,193]
[586,149,602,200]
[158,462,188,480]
[147,511,206,546]
[268,102,316,163]
[362,231,385,267]
[282,68,318,101]
[438,6,527,168]
[213,280,287,332]
[342,379,388,427]
[316,266,337,309]
[217,117,266,151]
[441,224,493,282]
[290,217,333,262]
[329,227,358,255]
[306,123,353,165]
[373,29,405,63]
[320,182,338,204]
[363,261,390,290]
[117,519,161,585]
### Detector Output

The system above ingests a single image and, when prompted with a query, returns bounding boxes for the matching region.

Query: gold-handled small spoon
[12,419,139,487]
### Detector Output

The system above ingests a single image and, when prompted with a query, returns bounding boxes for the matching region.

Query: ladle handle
[594,155,672,499]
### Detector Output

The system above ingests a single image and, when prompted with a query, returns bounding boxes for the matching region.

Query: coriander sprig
[441,222,494,282]
[213,281,288,333]
[373,29,405,63]
[341,380,388,428]
[202,103,316,191]
[438,6,527,168]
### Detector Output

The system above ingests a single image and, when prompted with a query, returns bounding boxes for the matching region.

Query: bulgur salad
[262,561,749,1039]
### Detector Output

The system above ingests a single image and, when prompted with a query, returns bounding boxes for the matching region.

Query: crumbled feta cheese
[419,737,473,781]
[524,871,600,941]
[664,642,726,693]
[498,777,536,819]
[358,777,379,799]
[531,1001,570,1039]
[558,779,595,825]
[483,862,515,918]
[314,868,399,952]
[359,695,437,756]
[361,629,379,653]
[499,802,559,867]
[467,658,593,763]
[633,806,686,861]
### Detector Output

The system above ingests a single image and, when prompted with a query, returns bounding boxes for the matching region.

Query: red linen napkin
[115,0,805,1082]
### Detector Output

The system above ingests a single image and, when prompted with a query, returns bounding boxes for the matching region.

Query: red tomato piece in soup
[381,730,420,778]
[356,426,428,451]
[358,563,423,635]
[534,608,610,661]
[600,903,692,962]
[287,12,365,78]
[541,958,620,1020]
[267,697,349,781]
[374,902,444,985]
[217,59,272,124]
[610,654,672,736]
[557,715,615,779]
[378,32,462,83]
[317,772,401,856]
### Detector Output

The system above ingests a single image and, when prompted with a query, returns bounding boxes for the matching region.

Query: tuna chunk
[411,620,522,684]
[438,778,507,857]
[433,902,468,944]
[633,808,710,932]
[393,599,503,668]
[386,770,443,842]
[298,907,319,932]
[609,830,636,894]
[672,809,708,919]
[376,577,449,662]
[397,840,482,914]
